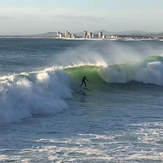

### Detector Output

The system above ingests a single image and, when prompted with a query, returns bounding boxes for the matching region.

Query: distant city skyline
[54,30,162,41]
[0,0,163,35]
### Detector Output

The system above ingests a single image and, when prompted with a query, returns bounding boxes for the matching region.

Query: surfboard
[73,90,86,96]
[84,87,91,91]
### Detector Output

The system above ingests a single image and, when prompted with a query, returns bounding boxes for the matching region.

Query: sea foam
[99,57,163,86]
[0,68,73,125]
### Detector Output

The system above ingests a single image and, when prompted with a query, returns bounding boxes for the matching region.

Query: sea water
[0,38,163,162]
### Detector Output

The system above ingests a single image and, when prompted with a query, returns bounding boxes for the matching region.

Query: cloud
[0,7,104,21]
[0,6,163,34]
[1,16,14,19]
[56,15,105,22]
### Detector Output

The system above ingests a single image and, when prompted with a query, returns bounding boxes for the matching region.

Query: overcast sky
[0,0,163,35]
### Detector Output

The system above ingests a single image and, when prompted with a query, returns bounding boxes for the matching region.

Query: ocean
[0,38,163,162]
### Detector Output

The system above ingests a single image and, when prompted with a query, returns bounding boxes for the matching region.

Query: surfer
[80,76,89,87]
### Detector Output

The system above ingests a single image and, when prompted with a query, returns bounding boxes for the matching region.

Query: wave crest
[66,55,163,86]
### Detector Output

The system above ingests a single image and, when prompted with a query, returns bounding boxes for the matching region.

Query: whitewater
[0,38,163,162]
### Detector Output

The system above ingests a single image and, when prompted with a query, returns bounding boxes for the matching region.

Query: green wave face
[144,55,163,62]
[65,66,107,90]
[65,55,163,90]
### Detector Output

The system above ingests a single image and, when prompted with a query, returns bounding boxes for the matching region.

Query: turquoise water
[0,38,163,162]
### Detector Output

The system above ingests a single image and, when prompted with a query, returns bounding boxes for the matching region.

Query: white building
[99,32,102,38]
[65,31,69,38]
[87,32,92,38]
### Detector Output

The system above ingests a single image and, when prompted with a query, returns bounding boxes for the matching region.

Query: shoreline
[0,36,162,41]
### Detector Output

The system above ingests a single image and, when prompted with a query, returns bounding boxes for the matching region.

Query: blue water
[0,38,163,162]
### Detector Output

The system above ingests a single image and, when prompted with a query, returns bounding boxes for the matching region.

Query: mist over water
[53,40,163,69]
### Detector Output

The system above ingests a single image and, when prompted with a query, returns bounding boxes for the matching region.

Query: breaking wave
[66,55,163,86]
[0,68,73,125]
[1,55,163,125]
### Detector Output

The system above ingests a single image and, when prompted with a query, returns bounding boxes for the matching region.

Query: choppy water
[0,38,163,162]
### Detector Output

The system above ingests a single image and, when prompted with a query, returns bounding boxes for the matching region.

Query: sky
[0,0,163,35]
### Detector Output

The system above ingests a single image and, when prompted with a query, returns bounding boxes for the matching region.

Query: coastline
[0,36,162,41]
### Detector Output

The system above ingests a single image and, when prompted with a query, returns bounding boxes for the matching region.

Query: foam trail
[0,68,73,125]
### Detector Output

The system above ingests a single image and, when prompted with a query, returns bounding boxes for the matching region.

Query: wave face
[0,68,73,125]
[66,55,163,88]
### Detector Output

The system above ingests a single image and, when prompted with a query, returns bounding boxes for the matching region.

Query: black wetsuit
[80,76,88,87]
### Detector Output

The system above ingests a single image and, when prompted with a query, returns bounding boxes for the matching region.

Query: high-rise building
[58,33,63,38]
[65,31,69,38]
[87,32,92,38]
[83,31,87,38]
[57,31,60,37]
[71,34,76,39]
[99,32,102,38]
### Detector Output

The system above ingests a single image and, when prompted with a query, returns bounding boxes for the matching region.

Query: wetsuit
[80,76,88,87]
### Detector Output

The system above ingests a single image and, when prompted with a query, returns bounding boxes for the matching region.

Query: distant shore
[0,32,163,41]
[0,36,162,41]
